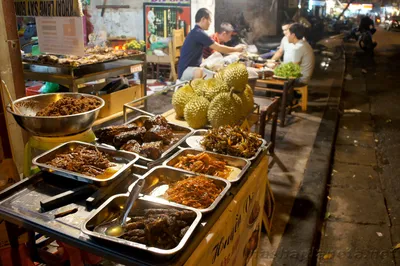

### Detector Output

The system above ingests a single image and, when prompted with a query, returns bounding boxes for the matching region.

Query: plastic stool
[294,85,308,111]
[23,129,96,177]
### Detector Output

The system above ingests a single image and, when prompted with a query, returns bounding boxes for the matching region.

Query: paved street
[318,27,400,265]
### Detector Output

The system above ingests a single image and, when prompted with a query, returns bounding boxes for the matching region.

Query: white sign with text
[36,16,84,56]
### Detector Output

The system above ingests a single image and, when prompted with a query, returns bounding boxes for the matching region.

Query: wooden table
[254,78,295,127]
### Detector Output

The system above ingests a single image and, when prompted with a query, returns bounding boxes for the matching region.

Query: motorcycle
[314,33,345,60]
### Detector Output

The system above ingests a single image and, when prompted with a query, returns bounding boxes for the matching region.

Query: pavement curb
[272,55,346,266]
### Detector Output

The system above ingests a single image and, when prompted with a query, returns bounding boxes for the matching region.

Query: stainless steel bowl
[7,93,104,137]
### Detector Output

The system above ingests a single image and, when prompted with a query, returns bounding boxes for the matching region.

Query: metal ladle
[94,178,145,237]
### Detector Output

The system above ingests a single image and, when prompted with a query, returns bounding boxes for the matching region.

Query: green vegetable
[274,62,302,78]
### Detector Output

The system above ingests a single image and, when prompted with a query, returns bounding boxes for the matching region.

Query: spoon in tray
[94,178,145,237]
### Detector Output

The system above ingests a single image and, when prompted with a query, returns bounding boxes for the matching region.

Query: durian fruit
[172,84,196,118]
[208,90,243,128]
[202,78,230,102]
[184,96,210,129]
[190,78,206,96]
[238,84,255,117]
[217,63,248,93]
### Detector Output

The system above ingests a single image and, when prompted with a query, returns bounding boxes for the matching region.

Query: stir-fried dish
[46,145,115,177]
[201,125,263,158]
[164,176,222,209]
[36,96,101,116]
[173,152,232,179]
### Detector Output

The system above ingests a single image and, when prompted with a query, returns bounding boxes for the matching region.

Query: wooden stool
[294,85,308,111]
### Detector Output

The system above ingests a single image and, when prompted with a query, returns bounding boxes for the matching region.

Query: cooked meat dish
[140,141,163,160]
[22,46,142,67]
[113,127,146,148]
[164,176,223,209]
[120,208,196,250]
[121,140,163,160]
[95,124,138,144]
[172,152,232,179]
[121,140,142,154]
[201,125,263,158]
[143,125,174,144]
[143,115,171,130]
[46,145,113,177]
[36,97,101,116]
[94,115,176,160]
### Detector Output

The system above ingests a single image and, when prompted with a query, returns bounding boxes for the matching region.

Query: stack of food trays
[80,124,266,255]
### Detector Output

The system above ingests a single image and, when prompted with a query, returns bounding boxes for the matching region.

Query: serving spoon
[94,178,145,237]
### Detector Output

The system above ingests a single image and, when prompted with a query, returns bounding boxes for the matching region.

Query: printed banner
[186,155,271,266]
[14,0,82,17]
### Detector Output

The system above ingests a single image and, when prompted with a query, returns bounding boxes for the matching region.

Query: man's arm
[271,47,284,61]
[209,42,245,54]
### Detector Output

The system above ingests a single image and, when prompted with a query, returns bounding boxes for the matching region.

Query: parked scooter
[314,33,345,60]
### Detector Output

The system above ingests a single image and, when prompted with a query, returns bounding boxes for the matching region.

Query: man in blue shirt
[178,8,246,80]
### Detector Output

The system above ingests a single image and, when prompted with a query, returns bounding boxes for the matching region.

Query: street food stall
[0,2,287,265]
[0,59,278,265]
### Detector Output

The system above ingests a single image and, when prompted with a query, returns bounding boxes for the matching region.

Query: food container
[32,141,139,186]
[128,166,231,213]
[7,93,104,137]
[163,148,251,183]
[97,115,193,164]
[81,195,202,255]
[184,129,267,161]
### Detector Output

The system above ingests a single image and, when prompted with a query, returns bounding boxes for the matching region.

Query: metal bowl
[7,93,104,137]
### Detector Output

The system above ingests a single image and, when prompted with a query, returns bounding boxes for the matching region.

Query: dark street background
[318,27,400,265]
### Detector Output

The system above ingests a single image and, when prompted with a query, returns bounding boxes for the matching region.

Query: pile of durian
[172,63,255,129]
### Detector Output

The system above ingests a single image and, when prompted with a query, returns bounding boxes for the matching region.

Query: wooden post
[0,0,27,176]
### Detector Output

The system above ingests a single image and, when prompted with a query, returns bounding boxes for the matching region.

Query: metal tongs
[93,179,145,237]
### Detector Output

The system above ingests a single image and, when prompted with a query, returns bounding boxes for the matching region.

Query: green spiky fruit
[184,96,210,129]
[190,79,206,96]
[202,78,230,102]
[218,63,248,93]
[172,84,196,118]
[208,91,243,128]
[238,84,255,117]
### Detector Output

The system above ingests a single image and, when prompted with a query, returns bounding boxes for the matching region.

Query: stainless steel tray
[81,194,202,255]
[33,141,139,186]
[128,166,231,213]
[97,115,194,163]
[163,148,251,183]
[184,129,267,161]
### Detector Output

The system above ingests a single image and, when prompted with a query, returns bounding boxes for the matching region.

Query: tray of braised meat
[128,166,230,213]
[163,148,251,183]
[95,115,193,163]
[32,141,139,186]
[82,195,202,255]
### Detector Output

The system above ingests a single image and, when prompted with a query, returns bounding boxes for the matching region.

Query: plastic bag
[39,82,59,93]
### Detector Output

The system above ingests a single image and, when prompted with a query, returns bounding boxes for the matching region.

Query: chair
[169,28,185,81]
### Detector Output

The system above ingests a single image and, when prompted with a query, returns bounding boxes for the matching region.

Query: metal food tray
[128,166,231,213]
[22,52,145,70]
[81,194,202,255]
[97,115,194,163]
[33,141,139,186]
[184,129,267,161]
[163,148,251,183]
